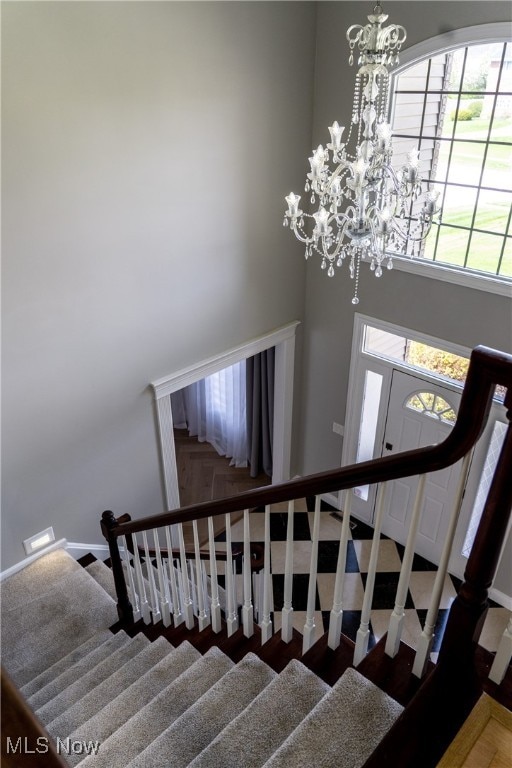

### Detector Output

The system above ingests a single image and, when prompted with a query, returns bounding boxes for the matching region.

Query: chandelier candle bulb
[283,1,440,304]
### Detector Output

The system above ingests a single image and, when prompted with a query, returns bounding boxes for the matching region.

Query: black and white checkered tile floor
[218,498,509,659]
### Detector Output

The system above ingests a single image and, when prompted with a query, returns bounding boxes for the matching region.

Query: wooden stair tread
[356,634,434,707]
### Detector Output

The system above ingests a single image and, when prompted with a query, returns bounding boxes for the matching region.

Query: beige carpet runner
[1,548,403,767]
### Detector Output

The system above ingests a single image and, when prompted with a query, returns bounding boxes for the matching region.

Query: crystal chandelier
[284,2,440,304]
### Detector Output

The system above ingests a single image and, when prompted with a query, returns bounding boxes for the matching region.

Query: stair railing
[101,345,512,680]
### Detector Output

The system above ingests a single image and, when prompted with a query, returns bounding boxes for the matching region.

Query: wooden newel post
[438,395,512,670]
[101,510,134,625]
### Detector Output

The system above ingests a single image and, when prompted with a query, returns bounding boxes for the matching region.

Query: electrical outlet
[23,527,55,555]
[332,422,344,436]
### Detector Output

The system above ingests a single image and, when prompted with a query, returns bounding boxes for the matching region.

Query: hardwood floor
[436,693,512,767]
[173,429,270,545]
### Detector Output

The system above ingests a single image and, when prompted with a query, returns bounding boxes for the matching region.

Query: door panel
[381,370,462,563]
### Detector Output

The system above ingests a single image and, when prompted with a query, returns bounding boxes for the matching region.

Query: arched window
[405,392,457,425]
[390,26,511,284]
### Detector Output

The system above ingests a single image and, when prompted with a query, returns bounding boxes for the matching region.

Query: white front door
[380,369,463,564]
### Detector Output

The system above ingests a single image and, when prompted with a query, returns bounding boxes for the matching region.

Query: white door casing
[151,321,300,512]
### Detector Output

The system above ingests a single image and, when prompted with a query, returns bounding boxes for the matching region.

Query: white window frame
[389,22,512,298]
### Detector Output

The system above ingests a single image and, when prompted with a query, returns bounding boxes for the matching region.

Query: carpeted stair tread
[27,631,131,710]
[77,646,234,768]
[127,652,276,768]
[0,549,81,612]
[1,560,118,686]
[46,637,173,739]
[20,630,113,698]
[65,641,201,768]
[189,658,330,768]
[85,560,117,601]
[262,667,404,768]
[35,634,149,725]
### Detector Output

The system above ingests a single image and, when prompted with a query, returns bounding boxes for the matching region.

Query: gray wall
[299,1,512,477]
[1,1,315,568]
[2,0,511,585]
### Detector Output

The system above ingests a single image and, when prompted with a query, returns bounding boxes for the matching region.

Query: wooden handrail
[104,346,512,538]
[1,667,68,767]
[361,358,512,768]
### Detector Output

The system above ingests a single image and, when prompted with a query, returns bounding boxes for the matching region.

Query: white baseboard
[0,540,115,582]
[0,539,68,581]
[66,542,111,561]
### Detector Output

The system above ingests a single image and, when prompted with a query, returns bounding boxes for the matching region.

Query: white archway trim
[396,22,509,71]
[151,321,300,511]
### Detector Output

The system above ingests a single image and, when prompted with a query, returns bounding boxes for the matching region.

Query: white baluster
[152,529,171,627]
[165,525,183,627]
[281,500,295,643]
[201,560,210,620]
[178,522,194,629]
[142,531,161,624]
[328,490,353,650]
[303,496,321,654]
[354,483,388,665]
[242,509,255,638]
[489,616,512,684]
[252,571,260,624]
[193,520,209,631]
[386,473,427,658]
[132,534,151,624]
[260,504,273,644]
[208,516,222,633]
[413,454,471,677]
[120,535,141,622]
[225,513,239,636]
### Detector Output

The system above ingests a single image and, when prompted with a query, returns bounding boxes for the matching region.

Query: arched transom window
[405,392,457,425]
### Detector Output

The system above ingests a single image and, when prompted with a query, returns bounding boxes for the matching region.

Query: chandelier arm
[289,219,316,246]
[389,216,437,245]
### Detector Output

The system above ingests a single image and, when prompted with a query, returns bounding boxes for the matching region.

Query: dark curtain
[246,348,275,478]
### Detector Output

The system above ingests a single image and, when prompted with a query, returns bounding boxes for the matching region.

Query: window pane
[446,141,485,185]
[447,48,465,91]
[489,98,512,143]
[441,185,478,228]
[355,371,383,502]
[461,43,494,92]
[453,110,491,142]
[466,231,503,274]
[364,327,407,360]
[434,138,450,183]
[474,189,511,234]
[431,225,470,266]
[481,143,512,191]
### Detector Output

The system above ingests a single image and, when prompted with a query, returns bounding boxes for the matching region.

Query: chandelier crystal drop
[284,2,440,304]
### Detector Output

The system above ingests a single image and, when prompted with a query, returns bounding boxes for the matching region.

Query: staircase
[1,548,404,768]
[2,344,512,767]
